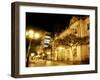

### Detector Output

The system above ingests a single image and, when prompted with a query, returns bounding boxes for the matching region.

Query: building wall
[68,16,90,62]
[53,16,90,64]
[81,44,90,62]
[79,17,90,62]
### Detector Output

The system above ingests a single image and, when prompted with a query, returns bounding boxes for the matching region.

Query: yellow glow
[26,31,29,36]
[37,51,41,54]
[31,53,35,57]
[70,43,73,46]
[27,30,34,39]
[28,30,34,35]
[26,30,40,39]
[42,53,45,56]
[29,34,34,39]
[58,46,65,50]
[34,32,40,39]
[47,51,51,54]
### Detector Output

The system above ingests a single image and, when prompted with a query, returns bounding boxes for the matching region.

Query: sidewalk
[28,59,79,67]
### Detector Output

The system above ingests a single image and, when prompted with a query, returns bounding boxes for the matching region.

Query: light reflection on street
[28,58,81,67]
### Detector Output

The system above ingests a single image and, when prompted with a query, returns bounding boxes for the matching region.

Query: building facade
[52,16,90,64]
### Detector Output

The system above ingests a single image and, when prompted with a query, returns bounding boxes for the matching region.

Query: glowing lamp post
[26,29,40,67]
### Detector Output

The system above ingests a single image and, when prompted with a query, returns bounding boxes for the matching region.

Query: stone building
[52,16,90,64]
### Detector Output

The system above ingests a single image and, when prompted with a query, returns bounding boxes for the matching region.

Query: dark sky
[26,12,72,33]
[26,12,88,33]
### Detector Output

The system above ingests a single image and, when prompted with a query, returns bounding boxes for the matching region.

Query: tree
[54,34,89,59]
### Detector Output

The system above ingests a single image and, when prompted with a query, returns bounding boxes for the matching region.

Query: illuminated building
[53,16,90,64]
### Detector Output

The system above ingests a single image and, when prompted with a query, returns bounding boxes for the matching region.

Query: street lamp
[26,30,34,39]
[34,32,40,39]
[26,29,40,67]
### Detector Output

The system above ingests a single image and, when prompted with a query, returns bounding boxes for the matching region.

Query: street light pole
[27,39,32,58]
[26,39,32,67]
[26,29,41,67]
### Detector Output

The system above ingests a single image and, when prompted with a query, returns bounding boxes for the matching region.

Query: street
[28,58,81,67]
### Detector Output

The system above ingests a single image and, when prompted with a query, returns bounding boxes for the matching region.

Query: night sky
[26,12,88,34]
[26,12,73,33]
